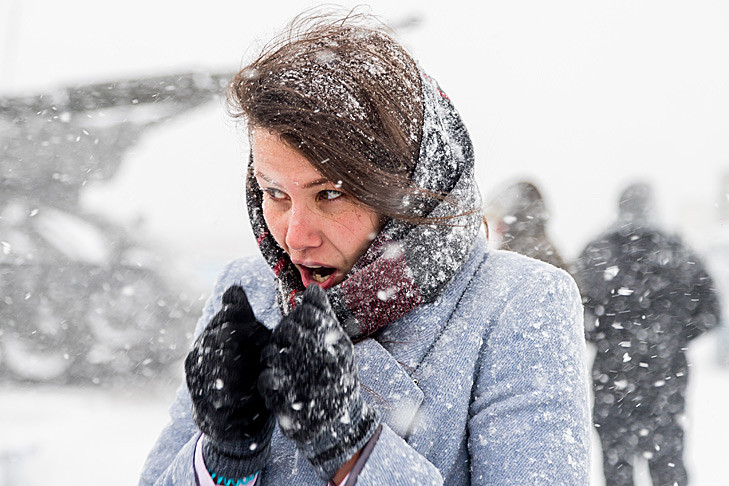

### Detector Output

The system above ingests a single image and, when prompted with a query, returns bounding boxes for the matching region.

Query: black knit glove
[185,285,273,481]
[259,284,380,481]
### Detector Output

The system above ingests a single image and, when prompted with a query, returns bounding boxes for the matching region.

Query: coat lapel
[355,338,424,438]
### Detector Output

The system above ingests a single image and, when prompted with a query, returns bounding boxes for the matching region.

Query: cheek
[262,204,288,248]
[337,211,381,253]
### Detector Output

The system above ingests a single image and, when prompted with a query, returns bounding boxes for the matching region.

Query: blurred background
[1,0,727,484]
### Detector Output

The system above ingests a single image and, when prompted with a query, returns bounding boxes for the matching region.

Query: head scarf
[247,71,482,340]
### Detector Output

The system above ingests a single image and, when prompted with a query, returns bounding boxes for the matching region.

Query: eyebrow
[254,171,331,189]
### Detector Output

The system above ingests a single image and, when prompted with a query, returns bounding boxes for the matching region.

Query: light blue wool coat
[139,235,591,485]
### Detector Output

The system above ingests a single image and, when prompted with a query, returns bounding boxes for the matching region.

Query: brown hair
[226,7,426,222]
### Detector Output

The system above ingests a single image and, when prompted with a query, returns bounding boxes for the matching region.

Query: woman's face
[251,129,385,289]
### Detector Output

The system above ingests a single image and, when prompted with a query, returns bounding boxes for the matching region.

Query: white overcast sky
[3,0,728,280]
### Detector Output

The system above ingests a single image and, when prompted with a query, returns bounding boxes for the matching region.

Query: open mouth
[297,264,337,286]
[308,265,335,283]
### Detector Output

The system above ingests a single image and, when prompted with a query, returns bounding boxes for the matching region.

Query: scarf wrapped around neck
[246,71,482,340]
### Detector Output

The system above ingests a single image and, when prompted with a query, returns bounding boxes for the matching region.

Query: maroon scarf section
[340,241,423,338]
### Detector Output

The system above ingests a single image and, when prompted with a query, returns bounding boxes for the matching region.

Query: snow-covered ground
[0,334,726,485]
[0,378,180,484]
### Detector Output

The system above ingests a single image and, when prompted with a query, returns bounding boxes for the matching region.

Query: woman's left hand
[259,284,380,481]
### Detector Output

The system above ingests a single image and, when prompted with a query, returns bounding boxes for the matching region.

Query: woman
[140,10,590,486]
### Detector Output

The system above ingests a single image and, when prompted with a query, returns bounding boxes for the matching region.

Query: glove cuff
[299,393,381,481]
[202,415,275,479]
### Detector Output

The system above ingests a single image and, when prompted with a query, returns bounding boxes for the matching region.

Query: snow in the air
[1,1,729,485]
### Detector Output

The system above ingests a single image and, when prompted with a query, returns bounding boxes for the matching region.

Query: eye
[263,187,287,200]
[319,190,343,201]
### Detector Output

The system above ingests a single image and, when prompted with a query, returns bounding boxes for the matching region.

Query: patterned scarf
[246,71,482,340]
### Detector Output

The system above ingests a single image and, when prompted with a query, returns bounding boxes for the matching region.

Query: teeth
[300,264,331,283]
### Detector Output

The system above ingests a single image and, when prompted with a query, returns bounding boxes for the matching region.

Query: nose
[284,203,322,252]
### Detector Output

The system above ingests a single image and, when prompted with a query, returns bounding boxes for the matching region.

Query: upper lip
[291,260,333,269]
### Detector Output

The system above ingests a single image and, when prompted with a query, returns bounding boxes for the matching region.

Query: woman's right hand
[185,285,273,479]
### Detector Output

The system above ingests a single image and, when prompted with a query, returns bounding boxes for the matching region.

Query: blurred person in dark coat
[486,180,570,271]
[575,182,721,486]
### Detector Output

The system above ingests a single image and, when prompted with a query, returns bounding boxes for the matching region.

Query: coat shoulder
[456,247,582,341]
[217,255,274,290]
[480,248,579,297]
[203,255,280,329]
